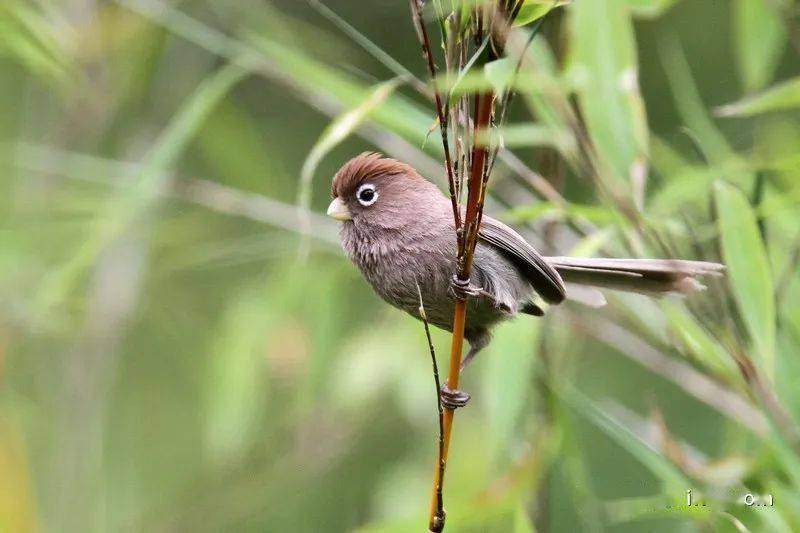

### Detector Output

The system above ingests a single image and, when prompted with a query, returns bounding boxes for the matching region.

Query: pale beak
[326,197,352,221]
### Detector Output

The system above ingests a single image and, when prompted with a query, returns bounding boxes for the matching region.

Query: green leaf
[714,180,776,379]
[480,122,572,150]
[0,1,74,84]
[624,0,680,19]
[120,0,435,149]
[733,0,787,93]
[484,57,515,94]
[306,0,415,83]
[247,33,433,147]
[569,0,649,203]
[663,302,740,383]
[716,76,800,117]
[659,36,735,165]
[515,1,571,26]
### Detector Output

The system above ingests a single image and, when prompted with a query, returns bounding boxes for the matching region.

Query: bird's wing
[478,216,566,303]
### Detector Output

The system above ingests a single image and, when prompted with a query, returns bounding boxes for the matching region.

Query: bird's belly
[360,249,512,335]
[364,251,452,323]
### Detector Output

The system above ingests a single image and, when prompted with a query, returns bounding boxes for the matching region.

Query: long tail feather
[545,257,725,295]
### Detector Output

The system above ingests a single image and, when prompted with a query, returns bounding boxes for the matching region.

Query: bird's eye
[356,183,378,206]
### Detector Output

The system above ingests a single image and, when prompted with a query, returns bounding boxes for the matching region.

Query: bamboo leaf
[659,36,735,165]
[299,78,403,211]
[484,57,515,94]
[306,0,415,83]
[714,180,775,379]
[663,302,740,383]
[0,0,74,83]
[716,76,800,117]
[515,1,571,26]
[247,34,433,147]
[732,0,786,93]
[624,0,681,19]
[478,122,572,150]
[569,0,649,202]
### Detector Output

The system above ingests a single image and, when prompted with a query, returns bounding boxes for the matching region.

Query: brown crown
[331,152,420,198]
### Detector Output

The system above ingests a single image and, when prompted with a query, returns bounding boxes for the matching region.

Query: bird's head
[327,153,441,230]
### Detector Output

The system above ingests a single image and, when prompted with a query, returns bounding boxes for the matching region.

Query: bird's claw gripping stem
[450,275,482,300]
[440,383,471,410]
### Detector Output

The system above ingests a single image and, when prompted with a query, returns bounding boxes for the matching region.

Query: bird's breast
[340,224,456,323]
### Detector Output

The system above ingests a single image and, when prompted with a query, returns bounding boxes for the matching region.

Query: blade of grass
[658,35,735,166]
[12,143,341,245]
[716,76,800,117]
[732,0,786,92]
[569,0,649,205]
[714,180,776,380]
[0,0,74,83]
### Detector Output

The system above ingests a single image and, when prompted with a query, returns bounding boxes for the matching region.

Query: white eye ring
[356,183,378,206]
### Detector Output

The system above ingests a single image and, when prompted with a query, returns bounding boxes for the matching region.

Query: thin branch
[417,283,446,532]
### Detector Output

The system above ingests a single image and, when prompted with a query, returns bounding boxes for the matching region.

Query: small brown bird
[327,153,724,407]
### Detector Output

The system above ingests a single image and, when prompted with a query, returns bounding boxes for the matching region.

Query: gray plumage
[329,153,724,368]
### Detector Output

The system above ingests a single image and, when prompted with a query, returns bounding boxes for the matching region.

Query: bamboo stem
[410,3,498,531]
[428,90,494,532]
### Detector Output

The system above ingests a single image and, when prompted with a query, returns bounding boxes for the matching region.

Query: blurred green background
[2,1,800,532]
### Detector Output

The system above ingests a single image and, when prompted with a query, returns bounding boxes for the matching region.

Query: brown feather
[332,152,423,199]
[478,216,566,304]
[545,257,725,295]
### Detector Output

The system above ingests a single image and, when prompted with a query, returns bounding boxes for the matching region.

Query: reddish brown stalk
[428,90,495,533]
[410,3,499,531]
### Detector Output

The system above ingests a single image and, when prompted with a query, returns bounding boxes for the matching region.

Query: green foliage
[0,1,74,84]
[715,181,776,378]
[515,1,572,26]
[717,76,800,117]
[732,0,786,93]
[569,0,649,202]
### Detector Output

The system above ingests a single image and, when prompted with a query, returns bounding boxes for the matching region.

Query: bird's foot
[429,509,446,532]
[449,275,482,300]
[439,383,471,410]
